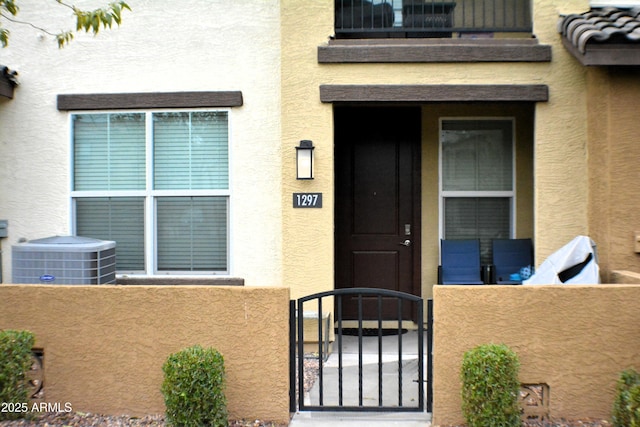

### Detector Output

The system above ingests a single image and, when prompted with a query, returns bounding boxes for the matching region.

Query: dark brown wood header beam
[57,91,243,111]
[319,84,549,103]
[318,39,552,63]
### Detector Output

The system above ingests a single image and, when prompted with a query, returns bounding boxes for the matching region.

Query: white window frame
[69,108,232,277]
[438,117,517,243]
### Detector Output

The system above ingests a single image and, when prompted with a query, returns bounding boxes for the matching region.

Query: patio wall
[0,285,290,424]
[432,284,640,426]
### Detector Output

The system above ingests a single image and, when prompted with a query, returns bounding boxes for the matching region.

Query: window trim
[69,108,233,277]
[58,91,243,110]
[438,117,517,243]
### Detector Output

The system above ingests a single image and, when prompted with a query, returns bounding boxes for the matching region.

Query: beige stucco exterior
[0,285,290,424]
[280,0,608,304]
[0,0,636,317]
[587,67,640,282]
[2,0,640,421]
[433,284,640,426]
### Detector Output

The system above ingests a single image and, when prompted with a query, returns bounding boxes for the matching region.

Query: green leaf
[0,28,9,47]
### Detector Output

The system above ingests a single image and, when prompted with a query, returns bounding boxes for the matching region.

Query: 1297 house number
[293,193,322,208]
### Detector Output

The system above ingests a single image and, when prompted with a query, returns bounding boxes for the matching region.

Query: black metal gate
[289,288,432,413]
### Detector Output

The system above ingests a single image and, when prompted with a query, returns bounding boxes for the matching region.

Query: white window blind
[441,119,514,264]
[75,197,145,271]
[442,120,512,192]
[156,197,227,271]
[444,197,511,263]
[153,112,229,190]
[73,113,146,191]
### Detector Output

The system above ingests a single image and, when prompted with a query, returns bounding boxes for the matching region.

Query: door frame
[333,105,422,306]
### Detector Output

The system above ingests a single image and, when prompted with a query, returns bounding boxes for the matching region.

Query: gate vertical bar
[297,299,306,410]
[357,293,363,406]
[417,298,425,412]
[317,297,324,406]
[337,295,344,406]
[377,295,383,406]
[289,300,296,413]
[397,298,403,407]
[427,298,433,412]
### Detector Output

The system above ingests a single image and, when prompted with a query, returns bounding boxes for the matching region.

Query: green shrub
[461,343,521,427]
[161,344,227,427]
[0,330,35,421]
[612,368,640,427]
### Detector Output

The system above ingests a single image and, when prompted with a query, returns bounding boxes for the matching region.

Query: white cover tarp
[523,235,600,285]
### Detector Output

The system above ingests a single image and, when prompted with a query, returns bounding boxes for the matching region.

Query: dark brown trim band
[57,91,243,111]
[319,84,549,103]
[561,36,640,66]
[318,39,552,63]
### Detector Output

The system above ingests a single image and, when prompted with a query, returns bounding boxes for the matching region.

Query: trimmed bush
[461,343,521,427]
[161,345,227,427]
[0,330,35,421]
[612,368,640,427]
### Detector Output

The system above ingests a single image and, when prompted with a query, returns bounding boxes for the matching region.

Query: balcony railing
[334,0,532,38]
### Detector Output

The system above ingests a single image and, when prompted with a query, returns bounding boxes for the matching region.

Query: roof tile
[560,7,640,53]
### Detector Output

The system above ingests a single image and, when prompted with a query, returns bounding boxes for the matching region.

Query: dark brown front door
[335,106,421,320]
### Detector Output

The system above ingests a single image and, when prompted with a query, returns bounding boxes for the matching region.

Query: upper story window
[71,111,230,275]
[334,0,532,39]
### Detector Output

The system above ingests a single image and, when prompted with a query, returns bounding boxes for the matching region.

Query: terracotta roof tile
[559,7,640,53]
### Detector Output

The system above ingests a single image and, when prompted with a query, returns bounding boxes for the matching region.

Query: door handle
[399,239,412,247]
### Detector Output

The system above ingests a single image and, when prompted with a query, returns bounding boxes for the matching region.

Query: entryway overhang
[319,84,549,103]
[559,8,640,66]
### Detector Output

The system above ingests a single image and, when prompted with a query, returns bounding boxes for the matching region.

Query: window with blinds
[440,119,514,264]
[71,111,230,274]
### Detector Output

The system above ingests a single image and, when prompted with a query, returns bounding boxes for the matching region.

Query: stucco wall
[0,285,290,423]
[432,284,640,426]
[0,0,282,285]
[587,68,640,281]
[532,0,590,262]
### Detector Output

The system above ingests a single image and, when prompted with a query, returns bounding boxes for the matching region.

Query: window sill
[116,276,244,286]
[318,38,551,63]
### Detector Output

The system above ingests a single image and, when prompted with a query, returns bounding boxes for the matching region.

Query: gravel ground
[0,359,320,427]
[438,420,611,427]
[0,413,286,426]
[0,359,611,426]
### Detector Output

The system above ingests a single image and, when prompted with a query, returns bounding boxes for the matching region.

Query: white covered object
[523,236,600,285]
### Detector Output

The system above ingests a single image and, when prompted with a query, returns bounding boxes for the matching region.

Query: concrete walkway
[289,330,432,426]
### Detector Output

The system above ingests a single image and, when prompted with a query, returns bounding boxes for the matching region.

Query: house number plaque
[293,193,322,208]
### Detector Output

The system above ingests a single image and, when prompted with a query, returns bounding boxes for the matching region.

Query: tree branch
[0,12,56,36]
[1,0,130,47]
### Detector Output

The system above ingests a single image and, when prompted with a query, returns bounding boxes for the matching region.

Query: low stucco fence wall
[432,284,640,426]
[0,285,290,424]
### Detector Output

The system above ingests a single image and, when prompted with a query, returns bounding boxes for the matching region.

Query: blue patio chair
[491,238,533,284]
[438,239,484,285]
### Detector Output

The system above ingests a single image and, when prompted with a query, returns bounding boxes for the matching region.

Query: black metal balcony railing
[334,0,532,38]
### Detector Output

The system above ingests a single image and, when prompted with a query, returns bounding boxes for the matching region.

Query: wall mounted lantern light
[296,140,314,180]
